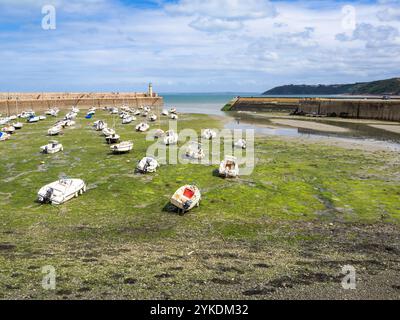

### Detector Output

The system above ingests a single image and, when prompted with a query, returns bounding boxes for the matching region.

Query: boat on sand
[110,141,133,153]
[170,185,201,214]
[37,178,86,205]
[40,140,63,154]
[219,155,239,178]
[137,157,159,173]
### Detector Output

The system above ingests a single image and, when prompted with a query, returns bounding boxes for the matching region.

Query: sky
[0,0,399,92]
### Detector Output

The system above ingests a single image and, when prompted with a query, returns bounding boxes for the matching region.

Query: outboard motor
[42,188,54,203]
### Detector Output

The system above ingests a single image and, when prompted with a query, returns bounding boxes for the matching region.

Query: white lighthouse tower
[148,83,153,97]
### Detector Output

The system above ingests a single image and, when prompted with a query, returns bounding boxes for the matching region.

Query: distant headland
[263,78,400,96]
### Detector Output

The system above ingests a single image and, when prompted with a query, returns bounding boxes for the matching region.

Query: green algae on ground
[0,111,399,299]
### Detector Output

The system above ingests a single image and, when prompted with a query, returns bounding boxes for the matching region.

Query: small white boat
[72,106,80,113]
[136,122,150,132]
[0,118,8,126]
[149,114,157,122]
[170,185,201,214]
[0,132,10,141]
[64,112,77,120]
[154,129,165,138]
[161,110,169,116]
[13,122,23,130]
[37,178,86,205]
[39,115,47,120]
[2,125,15,134]
[46,108,59,117]
[110,107,119,114]
[163,130,178,145]
[144,106,151,112]
[234,139,247,149]
[28,116,40,123]
[105,133,120,144]
[170,114,178,120]
[186,142,205,160]
[8,115,17,120]
[170,108,177,114]
[102,127,116,136]
[20,111,35,119]
[219,155,239,178]
[122,116,134,124]
[142,111,148,117]
[110,141,133,153]
[41,140,63,154]
[93,120,107,131]
[48,125,63,136]
[137,157,159,173]
[134,110,141,116]
[202,129,217,140]
[62,120,75,127]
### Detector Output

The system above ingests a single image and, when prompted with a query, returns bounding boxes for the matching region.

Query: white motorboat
[105,133,120,144]
[102,127,116,136]
[163,130,178,145]
[93,120,107,131]
[170,114,178,120]
[110,141,133,153]
[161,110,169,116]
[40,140,63,154]
[27,116,40,123]
[0,132,10,141]
[154,129,165,138]
[62,120,75,127]
[149,114,157,122]
[48,125,63,136]
[72,106,80,113]
[2,125,15,134]
[144,106,151,112]
[122,116,134,124]
[64,112,77,120]
[8,115,17,121]
[234,139,247,149]
[219,155,239,178]
[170,185,201,214]
[110,107,119,114]
[137,157,159,173]
[136,122,150,132]
[20,111,35,119]
[134,110,141,116]
[37,178,86,205]
[186,142,205,160]
[202,129,217,140]
[13,122,23,130]
[170,108,177,114]
[0,118,8,126]
[142,111,148,117]
[39,115,47,120]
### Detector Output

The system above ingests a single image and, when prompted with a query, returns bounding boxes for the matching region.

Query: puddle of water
[225,114,400,151]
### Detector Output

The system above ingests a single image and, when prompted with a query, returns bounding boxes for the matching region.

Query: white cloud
[0,0,399,92]
[165,0,277,20]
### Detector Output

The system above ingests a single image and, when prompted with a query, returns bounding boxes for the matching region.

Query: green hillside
[263,78,400,95]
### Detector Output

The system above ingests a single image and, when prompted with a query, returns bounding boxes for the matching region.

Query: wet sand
[369,124,400,134]
[270,119,350,133]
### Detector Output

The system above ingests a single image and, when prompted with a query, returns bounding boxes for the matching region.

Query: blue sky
[0,0,399,92]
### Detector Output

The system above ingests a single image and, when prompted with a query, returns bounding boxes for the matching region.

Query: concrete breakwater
[223,97,400,121]
[0,92,163,114]
[298,98,400,121]
[222,97,300,112]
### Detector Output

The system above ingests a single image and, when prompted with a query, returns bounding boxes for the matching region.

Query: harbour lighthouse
[148,83,153,97]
